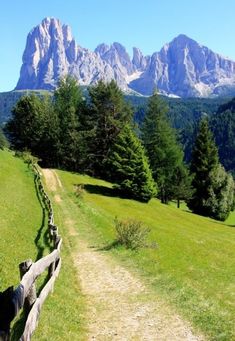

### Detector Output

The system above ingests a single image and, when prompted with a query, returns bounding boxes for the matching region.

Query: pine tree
[210,108,235,175]
[6,94,46,153]
[188,117,235,220]
[54,76,84,170]
[188,118,219,215]
[108,125,157,202]
[87,80,132,178]
[142,92,184,203]
[169,164,193,208]
[6,93,60,167]
[35,94,60,167]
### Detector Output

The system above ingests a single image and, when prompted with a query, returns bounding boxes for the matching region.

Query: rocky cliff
[16,18,235,97]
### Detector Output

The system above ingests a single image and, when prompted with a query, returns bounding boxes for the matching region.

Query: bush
[74,184,84,199]
[21,151,39,166]
[15,150,39,166]
[114,218,150,250]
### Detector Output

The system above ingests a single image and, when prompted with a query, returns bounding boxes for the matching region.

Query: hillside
[55,170,235,341]
[0,89,228,128]
[0,90,51,125]
[0,150,85,340]
[1,150,234,340]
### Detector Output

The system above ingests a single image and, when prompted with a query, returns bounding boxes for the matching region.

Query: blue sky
[1,0,235,92]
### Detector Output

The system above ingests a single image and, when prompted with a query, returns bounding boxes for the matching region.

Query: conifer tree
[6,94,46,153]
[142,92,184,203]
[169,164,193,208]
[87,80,132,178]
[6,93,60,166]
[188,117,235,220]
[35,94,60,167]
[109,125,156,202]
[54,76,84,170]
[188,118,219,215]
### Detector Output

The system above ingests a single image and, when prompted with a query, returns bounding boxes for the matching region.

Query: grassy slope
[0,150,42,288]
[58,170,235,341]
[32,184,86,341]
[0,151,85,340]
[1,150,234,340]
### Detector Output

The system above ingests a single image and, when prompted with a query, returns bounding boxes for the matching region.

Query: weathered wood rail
[0,164,62,341]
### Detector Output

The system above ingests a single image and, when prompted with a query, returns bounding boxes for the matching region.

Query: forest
[2,76,235,221]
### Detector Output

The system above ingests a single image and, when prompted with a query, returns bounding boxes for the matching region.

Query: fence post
[19,260,37,314]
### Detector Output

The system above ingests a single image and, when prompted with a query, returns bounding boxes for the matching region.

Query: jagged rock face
[16,18,116,90]
[16,19,235,97]
[132,47,150,71]
[95,42,134,75]
[129,35,235,97]
[95,42,134,90]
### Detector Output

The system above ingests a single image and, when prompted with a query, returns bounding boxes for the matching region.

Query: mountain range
[15,17,235,98]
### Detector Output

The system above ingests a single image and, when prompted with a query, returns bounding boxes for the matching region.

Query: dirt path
[42,169,204,341]
[42,168,62,192]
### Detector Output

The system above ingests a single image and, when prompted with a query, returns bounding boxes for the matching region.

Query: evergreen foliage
[169,164,193,208]
[87,80,132,178]
[188,118,235,220]
[54,76,84,170]
[108,125,156,202]
[210,108,235,175]
[7,94,46,152]
[6,77,234,217]
[0,128,8,149]
[142,92,185,203]
[205,164,235,221]
[6,93,59,166]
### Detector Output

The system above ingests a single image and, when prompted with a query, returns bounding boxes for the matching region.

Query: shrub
[74,184,84,199]
[114,218,150,250]
[15,150,39,166]
[21,151,39,166]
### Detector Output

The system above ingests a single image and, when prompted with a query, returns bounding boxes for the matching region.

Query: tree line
[6,76,235,221]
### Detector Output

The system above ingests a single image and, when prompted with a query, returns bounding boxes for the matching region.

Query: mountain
[130,34,235,97]
[16,18,115,90]
[15,18,235,98]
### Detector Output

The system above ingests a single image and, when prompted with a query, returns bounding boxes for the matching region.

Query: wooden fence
[0,164,62,341]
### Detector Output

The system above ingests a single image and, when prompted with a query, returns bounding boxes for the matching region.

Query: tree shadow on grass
[183,209,235,228]
[79,183,147,202]
[77,183,124,198]
[33,175,52,261]
[10,309,27,341]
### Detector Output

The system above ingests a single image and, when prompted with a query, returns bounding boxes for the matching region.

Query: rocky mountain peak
[15,18,235,97]
[95,42,134,76]
[16,18,118,90]
[132,47,150,71]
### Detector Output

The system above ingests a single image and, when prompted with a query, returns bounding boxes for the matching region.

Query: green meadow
[0,150,85,340]
[57,170,235,341]
[1,150,235,340]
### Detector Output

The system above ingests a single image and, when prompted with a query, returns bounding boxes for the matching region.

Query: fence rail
[0,163,62,341]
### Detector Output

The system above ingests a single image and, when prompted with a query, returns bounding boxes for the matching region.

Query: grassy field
[0,150,43,288]
[57,170,235,341]
[1,149,235,340]
[0,150,85,340]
